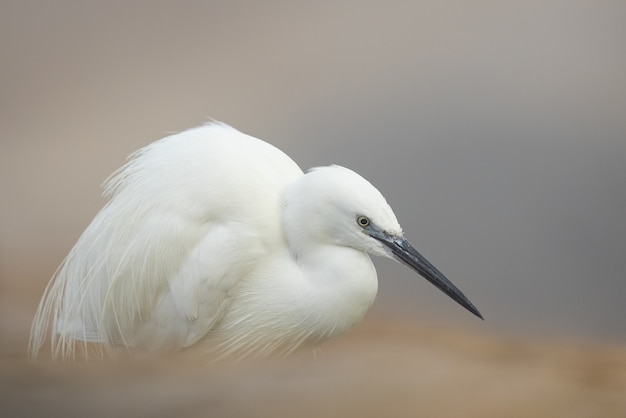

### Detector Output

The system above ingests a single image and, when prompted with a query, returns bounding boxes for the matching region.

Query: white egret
[29,122,482,360]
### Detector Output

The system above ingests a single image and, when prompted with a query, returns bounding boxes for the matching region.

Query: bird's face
[301,165,401,255]
[320,167,483,320]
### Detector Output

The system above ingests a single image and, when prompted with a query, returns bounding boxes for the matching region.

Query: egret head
[283,165,482,319]
[283,165,398,253]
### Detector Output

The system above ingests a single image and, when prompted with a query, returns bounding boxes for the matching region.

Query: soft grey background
[1,0,625,351]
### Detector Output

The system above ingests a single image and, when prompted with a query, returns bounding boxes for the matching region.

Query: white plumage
[30,122,481,360]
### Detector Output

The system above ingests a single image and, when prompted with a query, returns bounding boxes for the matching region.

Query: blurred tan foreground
[1,320,625,418]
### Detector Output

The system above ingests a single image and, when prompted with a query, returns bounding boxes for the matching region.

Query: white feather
[30,122,480,361]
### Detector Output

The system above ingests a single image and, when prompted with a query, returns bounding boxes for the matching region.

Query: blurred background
[1,1,625,416]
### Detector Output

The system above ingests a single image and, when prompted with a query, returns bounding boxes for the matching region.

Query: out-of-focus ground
[2,1,626,417]
[2,270,626,417]
[2,320,626,418]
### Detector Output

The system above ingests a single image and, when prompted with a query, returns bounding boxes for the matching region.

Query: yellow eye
[357,216,370,228]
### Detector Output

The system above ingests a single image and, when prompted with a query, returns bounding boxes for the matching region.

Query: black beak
[371,231,483,320]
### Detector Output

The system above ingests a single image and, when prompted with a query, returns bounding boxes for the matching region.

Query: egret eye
[357,216,370,228]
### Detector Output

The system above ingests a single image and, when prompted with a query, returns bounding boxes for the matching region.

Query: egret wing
[29,123,303,360]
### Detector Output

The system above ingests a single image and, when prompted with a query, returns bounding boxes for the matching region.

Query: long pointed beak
[372,232,483,319]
